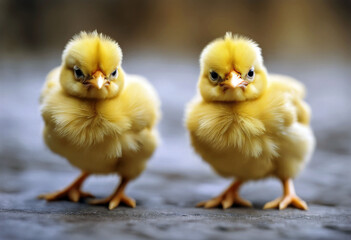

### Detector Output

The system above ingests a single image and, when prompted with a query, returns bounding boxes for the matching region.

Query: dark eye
[73,66,85,80]
[247,67,255,80]
[209,71,220,82]
[111,68,118,78]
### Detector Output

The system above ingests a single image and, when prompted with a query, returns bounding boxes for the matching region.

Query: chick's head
[199,33,268,102]
[60,31,124,99]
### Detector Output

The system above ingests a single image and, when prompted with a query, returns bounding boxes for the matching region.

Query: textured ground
[0,54,350,240]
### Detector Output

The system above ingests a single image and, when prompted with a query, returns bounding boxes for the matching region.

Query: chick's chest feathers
[187,88,294,159]
[41,73,160,149]
[186,98,275,179]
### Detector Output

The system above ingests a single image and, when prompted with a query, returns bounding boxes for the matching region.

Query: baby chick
[39,31,160,210]
[186,33,315,210]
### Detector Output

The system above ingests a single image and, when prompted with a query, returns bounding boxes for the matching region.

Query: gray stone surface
[0,54,350,240]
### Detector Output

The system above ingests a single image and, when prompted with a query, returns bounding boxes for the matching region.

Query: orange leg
[263,178,308,210]
[38,172,94,202]
[197,180,252,209]
[89,177,135,210]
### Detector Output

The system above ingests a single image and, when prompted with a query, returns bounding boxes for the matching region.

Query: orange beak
[89,70,106,89]
[221,70,248,90]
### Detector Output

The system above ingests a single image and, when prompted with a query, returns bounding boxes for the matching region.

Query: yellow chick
[39,31,160,210]
[186,33,315,210]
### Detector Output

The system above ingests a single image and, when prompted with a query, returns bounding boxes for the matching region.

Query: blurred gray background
[0,1,351,240]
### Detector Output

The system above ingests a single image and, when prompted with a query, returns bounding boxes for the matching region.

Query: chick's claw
[89,178,135,210]
[38,188,94,202]
[196,197,222,208]
[222,193,253,209]
[197,180,252,209]
[89,194,136,209]
[38,172,93,202]
[263,195,308,210]
[109,194,136,209]
[197,193,252,209]
[263,179,308,210]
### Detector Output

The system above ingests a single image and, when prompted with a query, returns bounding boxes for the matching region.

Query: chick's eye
[247,68,255,80]
[111,68,118,78]
[209,71,220,82]
[73,66,84,80]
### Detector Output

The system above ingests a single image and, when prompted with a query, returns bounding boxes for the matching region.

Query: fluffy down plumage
[39,31,160,209]
[186,33,315,210]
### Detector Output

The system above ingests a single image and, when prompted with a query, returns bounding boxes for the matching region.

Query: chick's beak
[221,70,248,90]
[89,70,106,89]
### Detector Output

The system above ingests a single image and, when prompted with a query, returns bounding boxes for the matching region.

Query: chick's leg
[38,172,94,202]
[89,177,136,210]
[197,180,252,209]
[263,179,308,210]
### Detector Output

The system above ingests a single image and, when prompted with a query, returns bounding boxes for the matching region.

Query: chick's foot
[197,180,252,209]
[38,172,93,202]
[89,177,136,210]
[263,178,308,210]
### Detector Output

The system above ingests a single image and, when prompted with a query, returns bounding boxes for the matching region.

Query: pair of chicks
[39,32,315,211]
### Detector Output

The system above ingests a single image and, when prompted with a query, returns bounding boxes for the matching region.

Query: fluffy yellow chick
[39,31,160,210]
[186,33,315,210]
